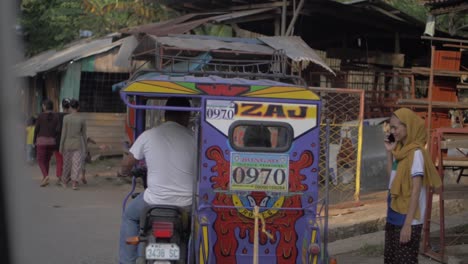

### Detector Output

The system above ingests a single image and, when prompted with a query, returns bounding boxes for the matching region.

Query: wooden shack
[16,35,131,157]
[81,113,127,159]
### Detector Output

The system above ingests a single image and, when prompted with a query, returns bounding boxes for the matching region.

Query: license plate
[146,243,180,260]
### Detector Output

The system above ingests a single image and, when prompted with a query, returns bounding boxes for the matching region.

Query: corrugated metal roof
[17,8,333,77]
[134,35,334,74]
[114,36,139,68]
[74,37,128,61]
[121,8,276,36]
[150,35,274,54]
[259,36,335,74]
[209,7,276,22]
[122,13,220,36]
[16,50,57,77]
[169,34,264,45]
[16,35,127,77]
[121,13,202,35]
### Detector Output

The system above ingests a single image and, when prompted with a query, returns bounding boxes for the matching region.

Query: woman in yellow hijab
[383,108,441,264]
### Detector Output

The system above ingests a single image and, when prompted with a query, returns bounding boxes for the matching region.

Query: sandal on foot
[40,176,49,187]
[60,181,67,188]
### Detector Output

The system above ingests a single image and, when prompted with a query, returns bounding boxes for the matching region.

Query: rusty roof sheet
[120,8,276,36]
[121,13,220,36]
[149,35,274,54]
[133,34,334,74]
[209,7,276,22]
[259,36,334,74]
[16,35,126,77]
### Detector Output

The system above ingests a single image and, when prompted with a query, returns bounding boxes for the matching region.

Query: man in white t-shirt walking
[118,97,196,264]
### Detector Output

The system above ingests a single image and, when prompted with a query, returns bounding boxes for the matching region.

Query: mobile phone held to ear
[387,133,395,143]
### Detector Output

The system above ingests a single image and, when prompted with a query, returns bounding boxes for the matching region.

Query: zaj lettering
[238,103,308,118]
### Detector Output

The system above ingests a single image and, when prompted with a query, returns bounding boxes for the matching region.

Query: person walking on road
[383,108,442,264]
[60,99,87,190]
[54,98,71,185]
[34,99,60,187]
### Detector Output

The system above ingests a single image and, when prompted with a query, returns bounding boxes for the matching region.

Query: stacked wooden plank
[396,99,468,109]
[80,112,127,158]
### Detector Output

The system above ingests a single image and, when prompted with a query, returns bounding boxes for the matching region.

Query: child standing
[26,116,36,164]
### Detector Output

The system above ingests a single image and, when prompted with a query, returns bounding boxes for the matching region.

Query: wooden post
[427,45,435,153]
[281,0,287,36]
[285,0,305,36]
[274,17,280,36]
[253,206,260,264]
[394,32,400,53]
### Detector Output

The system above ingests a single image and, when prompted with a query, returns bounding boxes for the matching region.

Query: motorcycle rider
[118,97,196,264]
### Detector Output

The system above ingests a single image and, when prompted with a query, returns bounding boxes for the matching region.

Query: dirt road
[10,158,132,264]
[8,158,463,264]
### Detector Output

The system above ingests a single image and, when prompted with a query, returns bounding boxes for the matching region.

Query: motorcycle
[123,166,191,264]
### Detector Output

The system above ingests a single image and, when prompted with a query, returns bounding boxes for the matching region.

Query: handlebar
[131,167,147,180]
[122,166,148,213]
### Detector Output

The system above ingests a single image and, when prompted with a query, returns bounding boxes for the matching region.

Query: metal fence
[309,87,365,204]
[307,70,413,119]
[79,71,129,113]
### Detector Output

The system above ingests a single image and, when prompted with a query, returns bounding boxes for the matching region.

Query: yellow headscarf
[390,108,442,219]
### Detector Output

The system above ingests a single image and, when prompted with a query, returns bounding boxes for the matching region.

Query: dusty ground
[85,157,467,264]
[12,157,131,264]
[84,157,468,264]
[335,245,443,264]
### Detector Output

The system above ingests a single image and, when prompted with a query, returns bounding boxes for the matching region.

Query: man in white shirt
[119,97,196,264]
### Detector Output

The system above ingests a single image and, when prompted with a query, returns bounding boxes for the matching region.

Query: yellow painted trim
[199,244,204,264]
[310,229,318,264]
[123,81,321,100]
[247,90,319,100]
[246,86,306,95]
[354,119,363,201]
[200,225,209,264]
[124,81,199,94]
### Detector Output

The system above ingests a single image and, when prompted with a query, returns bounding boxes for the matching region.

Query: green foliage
[336,0,467,37]
[335,0,428,22]
[436,12,468,37]
[19,0,179,57]
[385,0,428,22]
[20,0,83,56]
[193,24,233,37]
[386,0,468,37]
[81,0,177,35]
